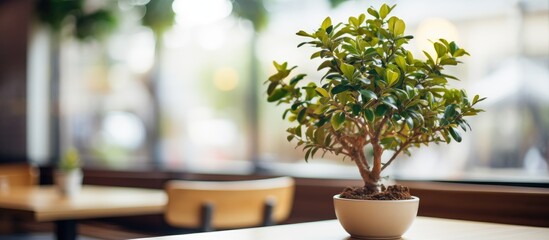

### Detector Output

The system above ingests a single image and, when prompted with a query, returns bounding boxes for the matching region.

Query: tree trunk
[366,143,383,193]
[353,146,378,193]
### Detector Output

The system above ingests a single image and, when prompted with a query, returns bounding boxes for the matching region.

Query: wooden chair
[0,162,39,234]
[0,162,38,187]
[164,176,295,232]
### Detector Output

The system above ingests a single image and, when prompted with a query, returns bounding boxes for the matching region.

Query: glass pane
[257,0,549,183]
[27,0,549,183]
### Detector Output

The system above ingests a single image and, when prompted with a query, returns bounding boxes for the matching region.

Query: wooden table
[137,217,549,240]
[0,185,166,240]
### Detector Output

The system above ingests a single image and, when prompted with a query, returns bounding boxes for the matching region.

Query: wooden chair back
[0,162,38,187]
[165,176,295,230]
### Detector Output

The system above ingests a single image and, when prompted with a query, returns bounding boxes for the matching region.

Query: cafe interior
[1,0,548,239]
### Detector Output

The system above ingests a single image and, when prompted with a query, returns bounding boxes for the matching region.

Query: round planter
[54,169,83,196]
[333,194,419,239]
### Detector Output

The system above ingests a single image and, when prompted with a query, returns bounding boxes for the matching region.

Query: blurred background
[1,0,548,184]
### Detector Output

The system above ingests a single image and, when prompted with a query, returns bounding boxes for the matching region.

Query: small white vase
[333,194,419,239]
[54,169,83,196]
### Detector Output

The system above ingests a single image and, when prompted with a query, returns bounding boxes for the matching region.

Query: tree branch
[374,114,390,142]
[380,130,422,171]
[380,142,410,172]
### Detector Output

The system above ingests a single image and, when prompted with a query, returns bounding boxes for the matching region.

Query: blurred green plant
[59,148,82,172]
[328,0,349,8]
[232,0,268,32]
[141,0,175,37]
[35,0,117,165]
[266,4,485,193]
[36,0,117,40]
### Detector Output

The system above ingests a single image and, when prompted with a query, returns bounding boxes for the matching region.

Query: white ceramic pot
[333,194,419,239]
[54,169,83,196]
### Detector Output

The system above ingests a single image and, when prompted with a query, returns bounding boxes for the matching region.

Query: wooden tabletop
[137,217,549,240]
[0,185,166,221]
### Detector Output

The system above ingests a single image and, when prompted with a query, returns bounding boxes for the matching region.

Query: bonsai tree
[266,4,484,199]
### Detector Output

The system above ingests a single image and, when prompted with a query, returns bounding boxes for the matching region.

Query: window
[28,0,549,183]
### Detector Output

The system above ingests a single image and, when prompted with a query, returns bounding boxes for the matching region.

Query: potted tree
[54,148,83,196]
[266,4,484,239]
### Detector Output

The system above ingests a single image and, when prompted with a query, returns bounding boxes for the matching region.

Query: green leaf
[453,48,468,57]
[364,109,375,122]
[305,85,316,100]
[432,77,448,85]
[304,148,312,161]
[296,30,312,37]
[331,112,346,130]
[342,44,358,55]
[405,117,414,129]
[331,84,353,94]
[295,125,302,137]
[351,104,361,116]
[349,16,359,27]
[472,95,486,105]
[395,55,407,71]
[310,51,321,59]
[434,42,447,58]
[315,127,326,144]
[316,116,329,127]
[442,130,451,143]
[267,81,278,95]
[382,96,398,110]
[375,104,389,116]
[449,41,458,55]
[267,88,288,102]
[297,108,307,123]
[438,38,450,47]
[423,51,435,66]
[286,135,294,142]
[291,102,302,111]
[394,19,405,36]
[444,104,457,119]
[317,60,333,71]
[388,17,405,36]
[380,137,396,145]
[333,26,351,39]
[448,128,462,142]
[379,4,390,19]
[273,61,287,71]
[290,74,307,85]
[306,125,315,140]
[358,13,365,24]
[367,7,379,18]
[282,109,290,119]
[439,58,457,65]
[297,41,309,48]
[358,78,371,85]
[340,63,356,81]
[315,87,329,98]
[325,73,343,80]
[311,148,319,158]
[458,120,468,131]
[359,89,378,101]
[321,17,332,31]
[406,51,414,64]
[472,95,479,105]
[326,25,333,34]
[385,69,399,87]
[380,137,399,148]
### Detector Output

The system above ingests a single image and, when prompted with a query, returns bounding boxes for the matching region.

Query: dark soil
[339,184,413,200]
